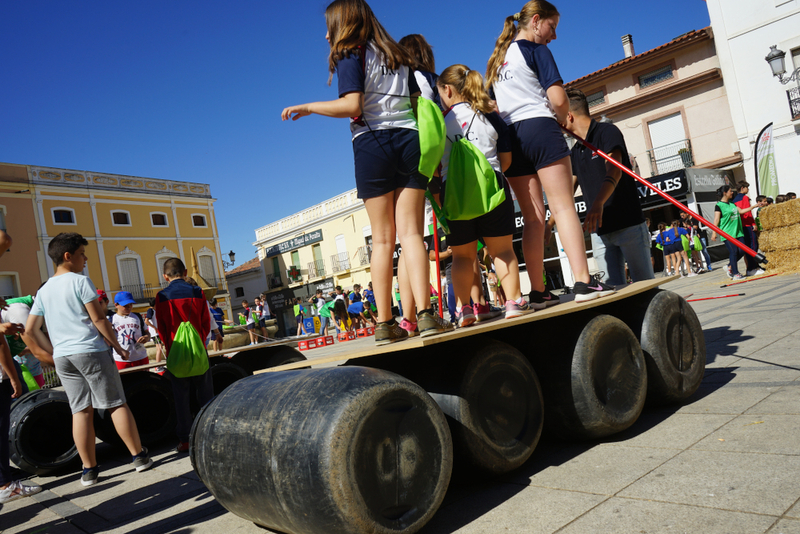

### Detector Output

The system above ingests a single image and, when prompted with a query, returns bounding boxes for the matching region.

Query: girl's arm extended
[282,92,363,121]
[546,83,569,124]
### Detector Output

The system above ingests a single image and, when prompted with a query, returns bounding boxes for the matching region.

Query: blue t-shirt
[29,273,109,358]
[490,40,562,124]
[210,307,224,328]
[337,43,419,139]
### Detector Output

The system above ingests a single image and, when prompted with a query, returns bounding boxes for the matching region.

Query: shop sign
[264,229,324,258]
[267,289,295,311]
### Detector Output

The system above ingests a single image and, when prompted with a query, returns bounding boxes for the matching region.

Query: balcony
[268,274,283,289]
[355,246,371,267]
[308,259,326,279]
[647,139,694,176]
[331,252,351,273]
[119,283,160,303]
[789,87,800,120]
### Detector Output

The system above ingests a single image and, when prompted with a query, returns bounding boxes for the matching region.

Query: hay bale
[764,248,800,274]
[760,198,800,230]
[759,223,800,252]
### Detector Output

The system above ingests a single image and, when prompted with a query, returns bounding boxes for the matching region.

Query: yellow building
[0,162,230,317]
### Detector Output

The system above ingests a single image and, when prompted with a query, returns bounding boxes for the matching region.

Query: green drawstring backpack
[443,112,506,221]
[416,96,446,179]
[20,364,39,392]
[166,322,209,378]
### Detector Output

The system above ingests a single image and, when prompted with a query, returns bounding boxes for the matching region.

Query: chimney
[622,34,635,58]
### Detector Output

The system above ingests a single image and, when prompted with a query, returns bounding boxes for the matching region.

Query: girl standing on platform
[436,64,529,327]
[281,0,452,344]
[485,0,615,303]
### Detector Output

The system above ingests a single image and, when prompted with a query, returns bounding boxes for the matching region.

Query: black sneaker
[417,311,455,338]
[529,289,561,310]
[81,466,99,487]
[132,447,153,472]
[375,321,409,346]
[573,276,616,303]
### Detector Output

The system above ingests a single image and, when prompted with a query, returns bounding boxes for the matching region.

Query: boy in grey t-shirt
[26,232,153,486]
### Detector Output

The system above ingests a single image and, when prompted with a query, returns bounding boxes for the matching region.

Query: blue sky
[1,1,710,266]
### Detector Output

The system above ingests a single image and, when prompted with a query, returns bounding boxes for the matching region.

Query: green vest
[716,201,743,241]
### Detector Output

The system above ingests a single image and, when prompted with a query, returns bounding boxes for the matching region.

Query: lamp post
[765,45,800,88]
[221,250,236,270]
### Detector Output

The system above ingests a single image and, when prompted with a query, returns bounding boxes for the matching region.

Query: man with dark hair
[154,257,213,453]
[26,232,152,486]
[562,89,655,286]
[787,192,797,200]
[733,181,764,276]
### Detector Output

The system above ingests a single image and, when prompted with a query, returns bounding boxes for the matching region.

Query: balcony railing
[268,274,283,289]
[789,87,800,121]
[308,259,325,279]
[120,283,160,303]
[646,139,694,176]
[331,252,351,273]
[355,246,371,267]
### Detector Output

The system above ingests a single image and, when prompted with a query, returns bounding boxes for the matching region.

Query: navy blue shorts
[664,242,682,255]
[504,117,571,178]
[353,127,428,199]
[444,173,516,247]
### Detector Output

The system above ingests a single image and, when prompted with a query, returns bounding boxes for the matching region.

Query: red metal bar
[686,293,745,302]
[563,128,767,265]
[432,211,444,318]
[719,272,780,288]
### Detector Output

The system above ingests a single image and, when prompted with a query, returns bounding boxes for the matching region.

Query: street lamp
[765,45,800,87]
[221,250,236,270]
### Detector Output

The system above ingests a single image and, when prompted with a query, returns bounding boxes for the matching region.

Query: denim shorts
[505,117,571,178]
[54,350,126,413]
[353,127,428,199]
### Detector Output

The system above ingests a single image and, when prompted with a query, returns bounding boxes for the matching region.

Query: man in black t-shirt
[563,90,655,286]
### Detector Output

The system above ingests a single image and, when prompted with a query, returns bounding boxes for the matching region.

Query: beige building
[565,27,744,180]
[0,162,231,317]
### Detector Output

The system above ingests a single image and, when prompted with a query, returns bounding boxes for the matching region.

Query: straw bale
[764,248,800,274]
[759,223,800,252]
[760,198,800,230]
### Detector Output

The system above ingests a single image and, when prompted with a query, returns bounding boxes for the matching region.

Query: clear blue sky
[1,1,710,266]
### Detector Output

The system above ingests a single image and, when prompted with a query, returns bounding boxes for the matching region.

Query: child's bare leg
[109,403,143,456]
[451,243,477,308]
[484,235,521,302]
[73,407,97,468]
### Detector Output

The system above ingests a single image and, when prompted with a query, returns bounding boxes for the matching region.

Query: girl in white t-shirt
[281,0,452,344]
[435,65,529,327]
[485,0,615,303]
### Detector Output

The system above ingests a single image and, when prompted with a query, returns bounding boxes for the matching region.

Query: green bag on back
[167,322,209,378]
[416,96,446,179]
[443,113,506,221]
[20,364,40,392]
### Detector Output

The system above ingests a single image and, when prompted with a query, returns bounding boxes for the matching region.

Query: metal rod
[562,128,767,265]
[686,293,745,302]
[432,210,444,318]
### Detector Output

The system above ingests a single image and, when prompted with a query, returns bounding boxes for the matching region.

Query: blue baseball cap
[114,291,136,306]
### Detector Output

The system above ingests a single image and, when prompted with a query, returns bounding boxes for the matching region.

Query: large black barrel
[9,389,80,475]
[228,345,306,374]
[544,314,647,439]
[95,372,176,446]
[640,291,706,404]
[209,360,248,395]
[191,366,453,534]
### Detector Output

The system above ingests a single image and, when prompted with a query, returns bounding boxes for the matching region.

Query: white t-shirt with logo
[337,42,419,140]
[110,313,149,363]
[490,40,563,125]
[440,103,512,182]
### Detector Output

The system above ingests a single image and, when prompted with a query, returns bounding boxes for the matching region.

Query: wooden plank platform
[256,276,675,374]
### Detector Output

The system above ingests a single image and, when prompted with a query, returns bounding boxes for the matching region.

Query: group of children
[238,296,270,344]
[282,0,616,344]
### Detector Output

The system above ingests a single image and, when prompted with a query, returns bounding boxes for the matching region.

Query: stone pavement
[3,266,800,534]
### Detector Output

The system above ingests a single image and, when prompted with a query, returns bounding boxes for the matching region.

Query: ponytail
[485,0,560,90]
[438,64,494,114]
[485,15,518,90]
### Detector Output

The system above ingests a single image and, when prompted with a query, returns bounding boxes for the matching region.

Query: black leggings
[724,238,744,275]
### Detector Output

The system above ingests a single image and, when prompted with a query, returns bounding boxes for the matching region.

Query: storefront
[268,277,336,337]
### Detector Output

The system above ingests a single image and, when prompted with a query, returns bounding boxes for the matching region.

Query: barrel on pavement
[191,366,453,534]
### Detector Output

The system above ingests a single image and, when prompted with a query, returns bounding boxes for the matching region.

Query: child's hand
[119,348,130,360]
[281,104,311,121]
[0,322,24,336]
[136,335,149,344]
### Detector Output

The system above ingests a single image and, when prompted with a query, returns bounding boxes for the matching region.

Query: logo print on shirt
[380,65,397,76]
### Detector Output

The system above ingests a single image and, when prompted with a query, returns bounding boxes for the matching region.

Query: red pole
[686,293,745,302]
[563,128,767,266]
[719,272,780,288]
[432,211,444,318]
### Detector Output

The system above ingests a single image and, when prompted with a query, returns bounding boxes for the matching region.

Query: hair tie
[513,12,520,21]
[464,68,470,74]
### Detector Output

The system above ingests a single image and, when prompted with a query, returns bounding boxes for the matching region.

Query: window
[586,90,605,108]
[52,208,75,225]
[271,257,280,276]
[198,253,217,285]
[111,210,131,226]
[235,287,245,298]
[116,247,144,299]
[639,65,673,89]
[0,206,6,231]
[192,214,207,227]
[151,212,168,227]
[0,274,18,299]
[291,250,300,268]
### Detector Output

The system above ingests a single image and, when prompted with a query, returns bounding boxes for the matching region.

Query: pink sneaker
[474,302,503,322]
[456,305,476,328]
[398,318,418,337]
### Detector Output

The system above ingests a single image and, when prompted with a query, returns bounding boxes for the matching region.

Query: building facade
[0,162,231,316]
[705,0,800,195]
[225,257,268,320]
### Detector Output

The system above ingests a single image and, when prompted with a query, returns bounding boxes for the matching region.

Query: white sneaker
[0,480,42,504]
[746,269,765,277]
